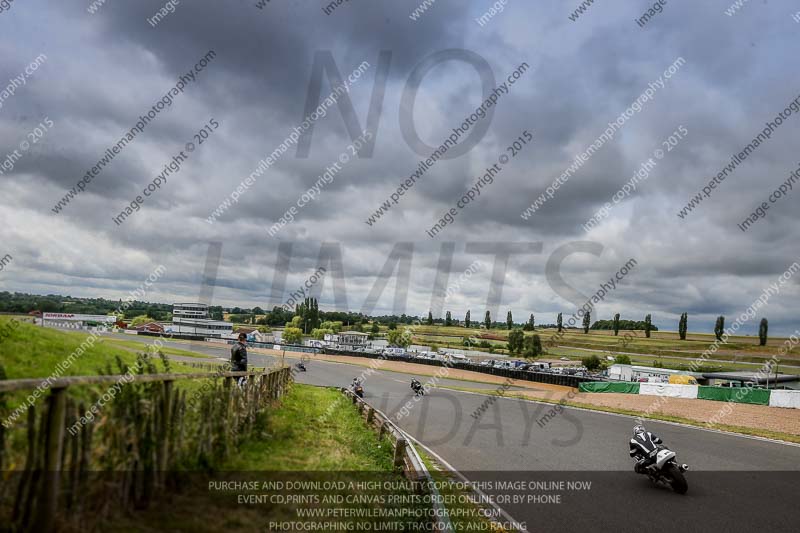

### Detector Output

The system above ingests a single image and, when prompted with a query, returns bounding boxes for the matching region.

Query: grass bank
[99,336,215,359]
[0,317,205,380]
[106,384,431,531]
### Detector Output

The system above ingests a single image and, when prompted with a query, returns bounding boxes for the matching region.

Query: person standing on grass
[231,332,248,387]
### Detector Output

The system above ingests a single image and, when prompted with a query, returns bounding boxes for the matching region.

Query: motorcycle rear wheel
[665,464,688,494]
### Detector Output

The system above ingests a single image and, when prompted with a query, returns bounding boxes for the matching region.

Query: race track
[114,335,800,531]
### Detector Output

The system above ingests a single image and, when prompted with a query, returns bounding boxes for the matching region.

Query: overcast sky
[1,0,798,335]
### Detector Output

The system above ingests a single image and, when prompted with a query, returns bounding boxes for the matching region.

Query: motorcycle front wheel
[665,464,688,494]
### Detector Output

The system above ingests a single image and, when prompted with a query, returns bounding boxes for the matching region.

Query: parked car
[447,353,468,363]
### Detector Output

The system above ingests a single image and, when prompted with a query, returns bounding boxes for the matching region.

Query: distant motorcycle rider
[410,378,423,393]
[629,424,663,473]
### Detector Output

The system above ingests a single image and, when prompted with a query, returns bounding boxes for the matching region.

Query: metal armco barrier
[339,387,452,532]
[323,348,597,389]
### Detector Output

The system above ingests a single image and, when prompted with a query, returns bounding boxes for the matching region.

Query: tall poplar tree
[714,315,725,341]
[678,312,687,340]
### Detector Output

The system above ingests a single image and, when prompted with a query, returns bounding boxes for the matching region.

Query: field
[397,323,800,373]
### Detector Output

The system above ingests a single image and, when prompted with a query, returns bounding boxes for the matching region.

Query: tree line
[2,291,773,346]
[426,308,771,346]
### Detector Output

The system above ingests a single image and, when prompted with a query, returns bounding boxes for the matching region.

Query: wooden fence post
[393,438,407,469]
[157,380,173,485]
[33,386,67,532]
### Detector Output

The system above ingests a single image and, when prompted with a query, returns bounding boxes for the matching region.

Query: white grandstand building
[166,303,232,337]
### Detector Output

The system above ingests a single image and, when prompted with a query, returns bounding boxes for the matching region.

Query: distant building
[324,331,369,348]
[167,303,233,337]
[132,322,165,334]
[42,312,117,330]
[609,364,704,384]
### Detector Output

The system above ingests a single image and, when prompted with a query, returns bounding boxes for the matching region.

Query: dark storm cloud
[1,0,799,334]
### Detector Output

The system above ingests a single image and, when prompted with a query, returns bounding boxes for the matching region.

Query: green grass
[0,318,205,380]
[225,384,396,471]
[397,323,800,368]
[0,318,220,429]
[104,384,427,532]
[99,337,214,359]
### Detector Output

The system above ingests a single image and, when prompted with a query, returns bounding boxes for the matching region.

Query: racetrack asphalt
[110,335,800,531]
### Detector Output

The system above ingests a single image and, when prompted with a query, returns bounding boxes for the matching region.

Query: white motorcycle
[637,445,689,494]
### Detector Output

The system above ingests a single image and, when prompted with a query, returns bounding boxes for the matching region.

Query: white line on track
[252,353,800,449]
[357,393,528,532]
[400,430,528,533]
[437,386,800,449]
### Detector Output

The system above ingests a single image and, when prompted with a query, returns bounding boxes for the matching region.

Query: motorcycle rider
[410,378,422,393]
[352,377,362,390]
[629,424,663,473]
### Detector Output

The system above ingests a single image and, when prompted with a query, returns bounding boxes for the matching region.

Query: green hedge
[697,386,770,405]
[579,382,640,394]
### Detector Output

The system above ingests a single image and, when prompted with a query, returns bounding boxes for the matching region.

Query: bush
[130,315,153,327]
[614,354,631,365]
[581,355,601,371]
[387,329,411,348]
[283,327,303,344]
[321,321,343,333]
[310,328,333,340]
[507,329,524,354]
[523,334,543,358]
